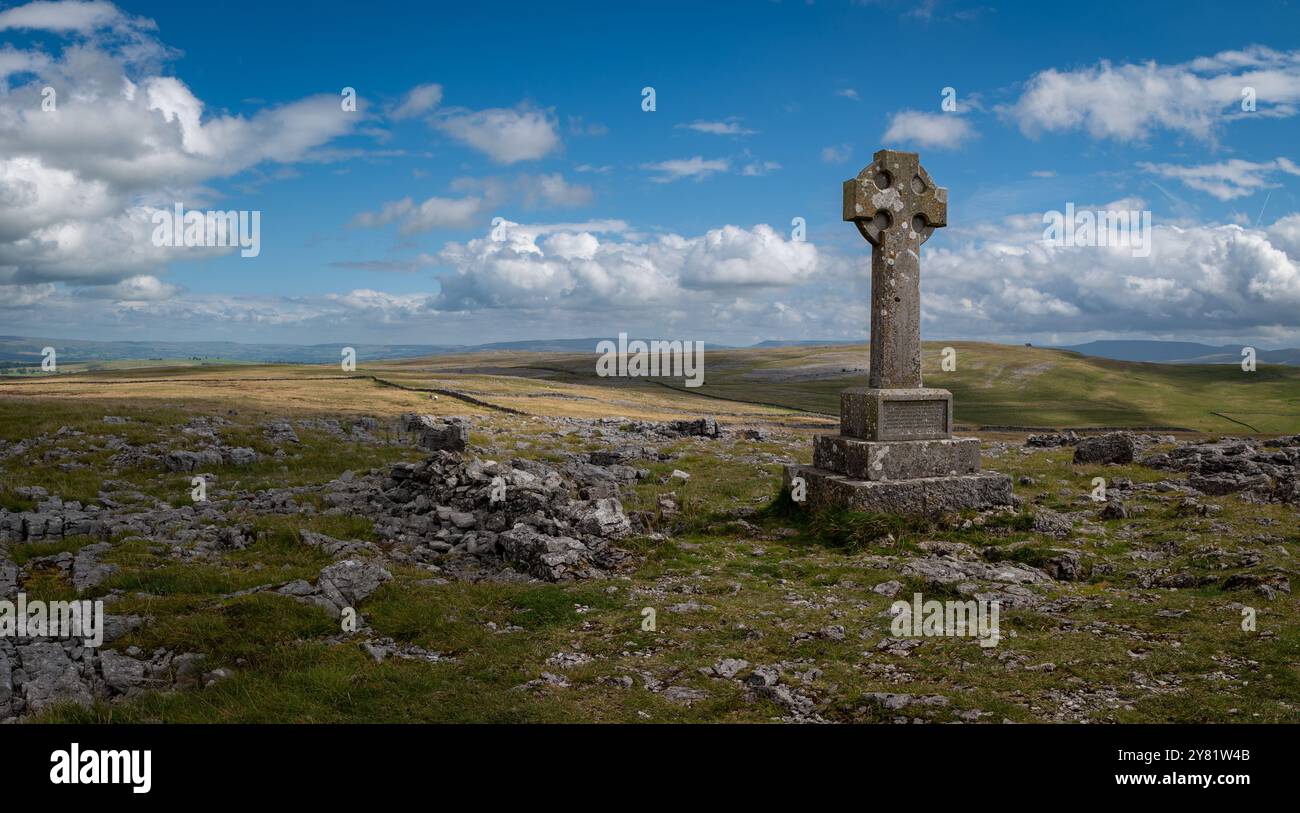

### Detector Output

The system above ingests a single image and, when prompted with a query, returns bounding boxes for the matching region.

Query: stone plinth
[785,465,1012,517]
[813,435,978,480]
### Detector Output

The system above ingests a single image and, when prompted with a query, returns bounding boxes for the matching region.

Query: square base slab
[840,387,953,441]
[813,435,979,481]
[784,465,1013,517]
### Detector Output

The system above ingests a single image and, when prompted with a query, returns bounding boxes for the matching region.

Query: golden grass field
[3,341,1297,433]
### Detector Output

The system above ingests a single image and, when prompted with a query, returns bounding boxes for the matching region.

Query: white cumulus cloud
[434,104,560,164]
[433,220,822,311]
[882,110,975,150]
[642,156,730,183]
[1007,46,1300,143]
[1138,157,1300,201]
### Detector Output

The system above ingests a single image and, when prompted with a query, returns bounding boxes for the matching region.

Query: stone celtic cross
[782,148,1012,516]
[840,149,952,443]
[843,149,947,390]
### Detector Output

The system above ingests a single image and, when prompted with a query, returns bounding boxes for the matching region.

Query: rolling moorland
[0,341,1297,722]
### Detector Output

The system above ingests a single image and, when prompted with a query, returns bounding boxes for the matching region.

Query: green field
[450,342,1300,434]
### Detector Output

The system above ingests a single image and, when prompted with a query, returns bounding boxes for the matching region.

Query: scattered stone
[875,637,924,657]
[1031,508,1074,537]
[413,418,469,452]
[1223,573,1291,599]
[1026,431,1079,448]
[666,418,720,438]
[310,559,393,617]
[863,692,950,711]
[264,421,300,444]
[903,556,1052,586]
[872,580,902,597]
[1099,500,1128,520]
[1073,432,1137,465]
[1042,550,1089,582]
[710,658,749,679]
[71,542,117,590]
[663,686,709,705]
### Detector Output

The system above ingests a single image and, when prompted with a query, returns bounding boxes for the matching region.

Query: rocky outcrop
[0,613,225,722]
[319,448,637,581]
[1141,437,1300,503]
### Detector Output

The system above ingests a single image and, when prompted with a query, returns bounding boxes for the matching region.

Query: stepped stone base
[813,435,979,481]
[784,464,1013,517]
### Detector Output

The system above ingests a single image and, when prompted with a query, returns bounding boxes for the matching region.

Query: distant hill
[1057,340,1300,366]
[749,339,861,348]
[0,336,734,365]
[0,336,458,365]
[6,334,1297,368]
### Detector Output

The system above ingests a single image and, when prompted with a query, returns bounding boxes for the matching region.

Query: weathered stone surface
[1073,432,1137,465]
[840,387,952,442]
[1042,550,1089,581]
[164,449,223,472]
[902,556,1051,585]
[0,648,13,716]
[99,650,147,693]
[17,642,91,713]
[71,542,117,590]
[417,420,469,452]
[1223,572,1291,599]
[1099,499,1128,520]
[575,497,632,538]
[843,150,947,390]
[263,420,300,444]
[667,418,720,438]
[299,530,377,559]
[0,550,16,598]
[1026,431,1079,447]
[224,447,258,466]
[1032,507,1075,537]
[813,435,978,481]
[863,692,951,711]
[499,525,614,581]
[1189,473,1271,495]
[784,465,1012,516]
[1140,436,1300,503]
[315,559,392,616]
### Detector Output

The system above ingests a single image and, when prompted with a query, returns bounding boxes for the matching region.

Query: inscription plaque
[881,399,947,439]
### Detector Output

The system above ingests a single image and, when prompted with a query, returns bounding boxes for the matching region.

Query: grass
[2,346,1298,723]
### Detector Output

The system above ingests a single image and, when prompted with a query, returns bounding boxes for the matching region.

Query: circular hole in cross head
[911,214,927,234]
[874,169,892,190]
[911,175,927,195]
[871,211,892,232]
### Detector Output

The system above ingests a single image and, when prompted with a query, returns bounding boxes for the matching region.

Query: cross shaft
[843,150,947,390]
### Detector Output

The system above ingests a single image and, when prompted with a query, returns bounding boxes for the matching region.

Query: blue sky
[1,0,1299,347]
